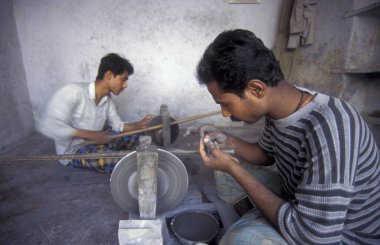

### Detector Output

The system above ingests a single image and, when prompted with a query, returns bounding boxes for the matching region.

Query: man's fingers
[145,114,153,120]
[199,138,209,161]
[209,145,224,158]
[200,125,215,137]
[203,136,215,149]
[204,137,225,158]
[136,114,153,128]
[209,132,227,143]
[141,114,153,123]
[199,125,227,144]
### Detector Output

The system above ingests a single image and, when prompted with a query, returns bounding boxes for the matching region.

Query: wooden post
[160,104,171,149]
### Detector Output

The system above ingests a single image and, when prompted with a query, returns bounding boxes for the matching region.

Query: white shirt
[37,82,125,165]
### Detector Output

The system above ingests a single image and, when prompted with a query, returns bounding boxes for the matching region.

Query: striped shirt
[258,89,380,244]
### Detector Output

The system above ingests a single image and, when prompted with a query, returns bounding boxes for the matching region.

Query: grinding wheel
[146,116,179,146]
[110,149,188,215]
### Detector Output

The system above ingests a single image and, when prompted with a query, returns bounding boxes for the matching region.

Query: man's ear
[246,80,265,98]
[104,70,114,80]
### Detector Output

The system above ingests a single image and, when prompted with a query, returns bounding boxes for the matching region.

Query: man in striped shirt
[196,29,379,244]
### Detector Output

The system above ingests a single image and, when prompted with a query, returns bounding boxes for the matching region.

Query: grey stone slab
[118,220,163,245]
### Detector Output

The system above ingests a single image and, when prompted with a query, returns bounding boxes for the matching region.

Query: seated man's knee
[220,214,287,245]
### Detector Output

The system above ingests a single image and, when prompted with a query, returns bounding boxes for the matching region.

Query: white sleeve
[36,84,79,140]
[106,98,125,133]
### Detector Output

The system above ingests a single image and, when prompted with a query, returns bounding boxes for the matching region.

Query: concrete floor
[1,123,379,245]
[0,134,125,245]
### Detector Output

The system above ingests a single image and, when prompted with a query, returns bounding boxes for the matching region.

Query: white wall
[14,0,283,126]
[0,0,34,148]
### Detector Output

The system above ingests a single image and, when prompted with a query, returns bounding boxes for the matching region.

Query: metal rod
[0,148,235,163]
[0,151,132,162]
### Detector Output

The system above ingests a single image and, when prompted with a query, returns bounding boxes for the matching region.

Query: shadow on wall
[0,0,34,149]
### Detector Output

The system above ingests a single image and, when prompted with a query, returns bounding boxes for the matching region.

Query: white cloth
[37,82,125,165]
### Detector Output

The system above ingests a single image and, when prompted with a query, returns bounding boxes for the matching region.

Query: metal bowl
[171,211,219,245]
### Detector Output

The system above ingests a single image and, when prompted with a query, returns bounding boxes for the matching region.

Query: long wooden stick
[83,110,221,145]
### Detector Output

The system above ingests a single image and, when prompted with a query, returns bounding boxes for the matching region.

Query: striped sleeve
[258,117,275,157]
[267,97,380,244]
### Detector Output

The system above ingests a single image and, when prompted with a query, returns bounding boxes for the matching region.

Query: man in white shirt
[38,53,152,173]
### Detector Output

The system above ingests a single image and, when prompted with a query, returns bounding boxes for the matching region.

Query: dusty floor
[0,134,124,245]
[0,126,264,245]
[1,123,379,245]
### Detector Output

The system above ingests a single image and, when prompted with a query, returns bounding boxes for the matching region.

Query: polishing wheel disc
[146,116,180,146]
[110,149,188,215]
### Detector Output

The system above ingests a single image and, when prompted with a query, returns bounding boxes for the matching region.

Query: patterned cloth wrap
[216,161,288,245]
[71,133,141,173]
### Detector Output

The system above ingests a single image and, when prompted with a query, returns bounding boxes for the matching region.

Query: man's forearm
[123,123,139,132]
[73,129,96,140]
[72,129,107,142]
[229,162,284,227]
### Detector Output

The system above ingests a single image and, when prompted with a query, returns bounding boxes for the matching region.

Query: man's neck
[266,80,303,120]
[94,79,109,105]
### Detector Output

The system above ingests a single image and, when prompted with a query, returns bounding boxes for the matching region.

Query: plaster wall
[275,0,379,114]
[0,1,34,149]
[13,0,283,126]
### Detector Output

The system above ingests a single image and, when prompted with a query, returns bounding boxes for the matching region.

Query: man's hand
[183,125,228,143]
[134,114,153,129]
[199,125,228,144]
[199,135,239,173]
[124,114,153,132]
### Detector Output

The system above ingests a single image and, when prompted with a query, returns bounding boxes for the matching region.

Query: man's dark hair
[96,53,134,79]
[196,29,284,97]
